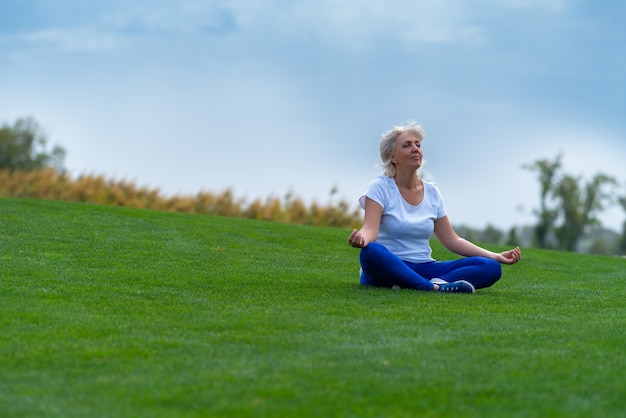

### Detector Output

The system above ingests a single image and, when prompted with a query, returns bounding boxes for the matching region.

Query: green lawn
[1,197,625,417]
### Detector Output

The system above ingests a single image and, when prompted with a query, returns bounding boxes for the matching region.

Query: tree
[505,226,519,247]
[482,224,503,244]
[523,155,562,248]
[0,117,65,171]
[525,154,617,252]
[618,190,626,255]
[553,173,617,252]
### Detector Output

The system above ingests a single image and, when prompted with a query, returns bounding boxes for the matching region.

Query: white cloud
[103,2,238,36]
[0,0,580,57]
[1,26,117,55]
[500,0,568,12]
[220,0,489,47]
[220,0,579,46]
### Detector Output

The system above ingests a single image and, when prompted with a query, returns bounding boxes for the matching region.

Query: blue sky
[1,0,625,231]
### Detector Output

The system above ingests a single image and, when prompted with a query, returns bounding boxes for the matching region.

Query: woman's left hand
[496,246,522,264]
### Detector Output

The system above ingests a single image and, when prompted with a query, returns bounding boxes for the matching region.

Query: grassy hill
[1,198,624,417]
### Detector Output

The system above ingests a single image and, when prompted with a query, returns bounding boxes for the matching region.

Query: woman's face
[391,132,423,170]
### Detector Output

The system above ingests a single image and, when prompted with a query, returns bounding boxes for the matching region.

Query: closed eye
[402,142,421,148]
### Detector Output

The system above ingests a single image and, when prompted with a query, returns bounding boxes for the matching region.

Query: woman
[348,121,521,293]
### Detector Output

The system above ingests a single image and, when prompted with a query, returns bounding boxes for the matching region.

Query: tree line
[2,117,625,255]
[0,117,362,229]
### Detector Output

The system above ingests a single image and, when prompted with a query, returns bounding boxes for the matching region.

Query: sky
[1,0,625,232]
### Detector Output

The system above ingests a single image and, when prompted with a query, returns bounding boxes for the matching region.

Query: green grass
[1,197,625,417]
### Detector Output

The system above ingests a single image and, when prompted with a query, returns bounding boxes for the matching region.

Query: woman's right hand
[348,229,366,248]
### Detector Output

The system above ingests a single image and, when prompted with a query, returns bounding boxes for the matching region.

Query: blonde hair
[379,120,425,177]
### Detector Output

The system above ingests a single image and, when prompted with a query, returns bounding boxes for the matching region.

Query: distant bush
[0,168,362,229]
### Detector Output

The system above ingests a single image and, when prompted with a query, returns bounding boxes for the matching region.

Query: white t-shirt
[359,175,447,263]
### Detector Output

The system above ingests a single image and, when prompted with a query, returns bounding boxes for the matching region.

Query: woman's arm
[348,197,383,248]
[434,216,521,264]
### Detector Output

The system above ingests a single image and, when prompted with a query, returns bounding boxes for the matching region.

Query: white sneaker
[430,278,447,285]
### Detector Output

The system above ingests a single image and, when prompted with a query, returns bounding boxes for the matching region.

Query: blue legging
[359,242,502,291]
